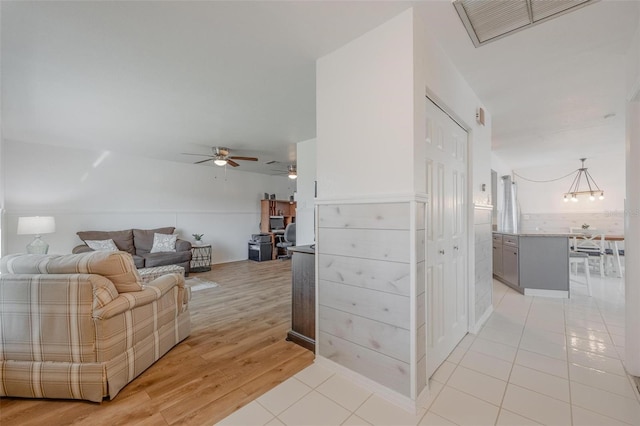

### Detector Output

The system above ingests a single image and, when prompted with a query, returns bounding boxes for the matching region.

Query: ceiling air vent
[453,0,596,47]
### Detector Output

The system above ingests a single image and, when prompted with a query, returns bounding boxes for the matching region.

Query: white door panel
[425,98,469,377]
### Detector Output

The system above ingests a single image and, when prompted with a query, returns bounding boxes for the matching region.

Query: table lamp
[17,216,56,254]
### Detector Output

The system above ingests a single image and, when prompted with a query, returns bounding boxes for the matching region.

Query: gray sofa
[72,227,192,275]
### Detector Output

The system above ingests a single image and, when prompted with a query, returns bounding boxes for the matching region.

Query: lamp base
[26,235,49,254]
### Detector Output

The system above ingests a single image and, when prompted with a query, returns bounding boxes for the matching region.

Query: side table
[190,244,212,272]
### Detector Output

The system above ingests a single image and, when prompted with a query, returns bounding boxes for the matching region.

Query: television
[269,216,285,232]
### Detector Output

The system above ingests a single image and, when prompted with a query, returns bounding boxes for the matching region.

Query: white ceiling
[2,1,639,174]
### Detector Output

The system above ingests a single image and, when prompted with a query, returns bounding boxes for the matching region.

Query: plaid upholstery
[1,251,144,293]
[0,253,190,402]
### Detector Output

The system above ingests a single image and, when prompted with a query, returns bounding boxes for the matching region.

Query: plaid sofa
[0,251,190,402]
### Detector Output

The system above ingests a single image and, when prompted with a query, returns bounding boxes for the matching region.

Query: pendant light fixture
[563,158,604,202]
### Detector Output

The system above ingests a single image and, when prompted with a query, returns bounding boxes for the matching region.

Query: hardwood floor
[0,260,314,425]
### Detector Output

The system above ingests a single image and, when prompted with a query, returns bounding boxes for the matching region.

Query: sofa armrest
[175,239,192,252]
[93,273,185,320]
[72,244,94,254]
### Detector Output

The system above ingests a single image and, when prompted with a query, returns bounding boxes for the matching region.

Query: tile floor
[218,272,640,425]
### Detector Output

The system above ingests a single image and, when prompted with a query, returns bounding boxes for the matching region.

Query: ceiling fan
[269,163,297,179]
[182,147,258,167]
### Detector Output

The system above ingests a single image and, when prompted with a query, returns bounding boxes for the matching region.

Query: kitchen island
[493,232,570,297]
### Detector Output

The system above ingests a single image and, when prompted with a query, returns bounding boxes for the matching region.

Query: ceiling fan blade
[227,159,240,167]
[194,158,213,164]
[182,152,214,157]
[229,156,258,161]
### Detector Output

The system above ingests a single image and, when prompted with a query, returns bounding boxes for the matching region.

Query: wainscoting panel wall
[473,204,493,331]
[317,200,426,401]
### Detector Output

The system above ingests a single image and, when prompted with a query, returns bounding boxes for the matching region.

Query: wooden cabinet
[287,245,315,352]
[260,199,296,233]
[260,199,296,260]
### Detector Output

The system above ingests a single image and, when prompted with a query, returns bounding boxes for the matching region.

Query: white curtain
[500,175,519,233]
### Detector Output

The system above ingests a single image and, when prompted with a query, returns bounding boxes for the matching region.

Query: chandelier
[563,158,604,202]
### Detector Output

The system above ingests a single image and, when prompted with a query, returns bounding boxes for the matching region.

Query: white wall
[316,11,415,198]
[514,157,625,215]
[315,7,493,408]
[4,140,295,263]
[295,138,316,245]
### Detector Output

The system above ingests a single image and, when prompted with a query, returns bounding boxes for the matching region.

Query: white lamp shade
[17,216,56,235]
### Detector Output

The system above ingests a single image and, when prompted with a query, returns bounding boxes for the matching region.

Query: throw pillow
[85,239,119,252]
[150,233,177,253]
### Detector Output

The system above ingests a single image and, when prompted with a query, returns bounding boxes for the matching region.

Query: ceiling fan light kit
[287,165,297,179]
[563,158,604,203]
[182,146,259,168]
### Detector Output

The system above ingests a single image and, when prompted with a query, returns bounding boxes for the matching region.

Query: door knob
[439,249,445,255]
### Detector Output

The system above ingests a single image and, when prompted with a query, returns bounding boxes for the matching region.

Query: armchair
[0,251,190,402]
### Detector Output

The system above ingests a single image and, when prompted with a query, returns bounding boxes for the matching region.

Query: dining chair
[569,251,592,296]
[572,233,606,278]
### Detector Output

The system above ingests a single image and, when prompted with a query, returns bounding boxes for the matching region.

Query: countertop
[493,231,574,238]
[287,244,315,254]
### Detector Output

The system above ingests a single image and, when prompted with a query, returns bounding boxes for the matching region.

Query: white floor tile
[508,364,570,402]
[294,363,334,388]
[355,394,427,426]
[570,381,640,424]
[484,315,525,335]
[278,391,351,426]
[566,326,614,344]
[568,335,620,359]
[569,348,627,376]
[429,386,499,426]
[257,377,312,416]
[478,325,522,348]
[217,401,275,426]
[431,361,457,384]
[459,349,513,381]
[571,406,632,426]
[570,363,637,399]
[421,380,445,410]
[446,365,507,406]
[341,414,372,425]
[445,346,467,364]
[501,384,571,426]
[419,411,458,426]
[515,349,569,379]
[469,337,517,363]
[456,332,476,350]
[316,374,372,412]
[518,329,568,361]
[495,409,542,426]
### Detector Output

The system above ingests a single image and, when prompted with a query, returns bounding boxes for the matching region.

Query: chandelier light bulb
[599,192,604,200]
[589,193,595,201]
[571,194,578,202]
[563,195,568,203]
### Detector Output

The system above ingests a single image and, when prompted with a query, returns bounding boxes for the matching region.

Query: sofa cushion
[150,233,177,253]
[77,230,135,255]
[133,227,175,255]
[1,251,144,293]
[132,255,145,269]
[142,251,192,268]
[85,239,118,252]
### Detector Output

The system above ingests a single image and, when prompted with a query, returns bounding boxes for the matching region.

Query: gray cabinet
[492,234,503,278]
[502,245,519,287]
[492,232,569,295]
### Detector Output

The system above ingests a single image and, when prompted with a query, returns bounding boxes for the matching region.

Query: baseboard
[523,288,568,299]
[470,305,493,334]
[315,356,421,414]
